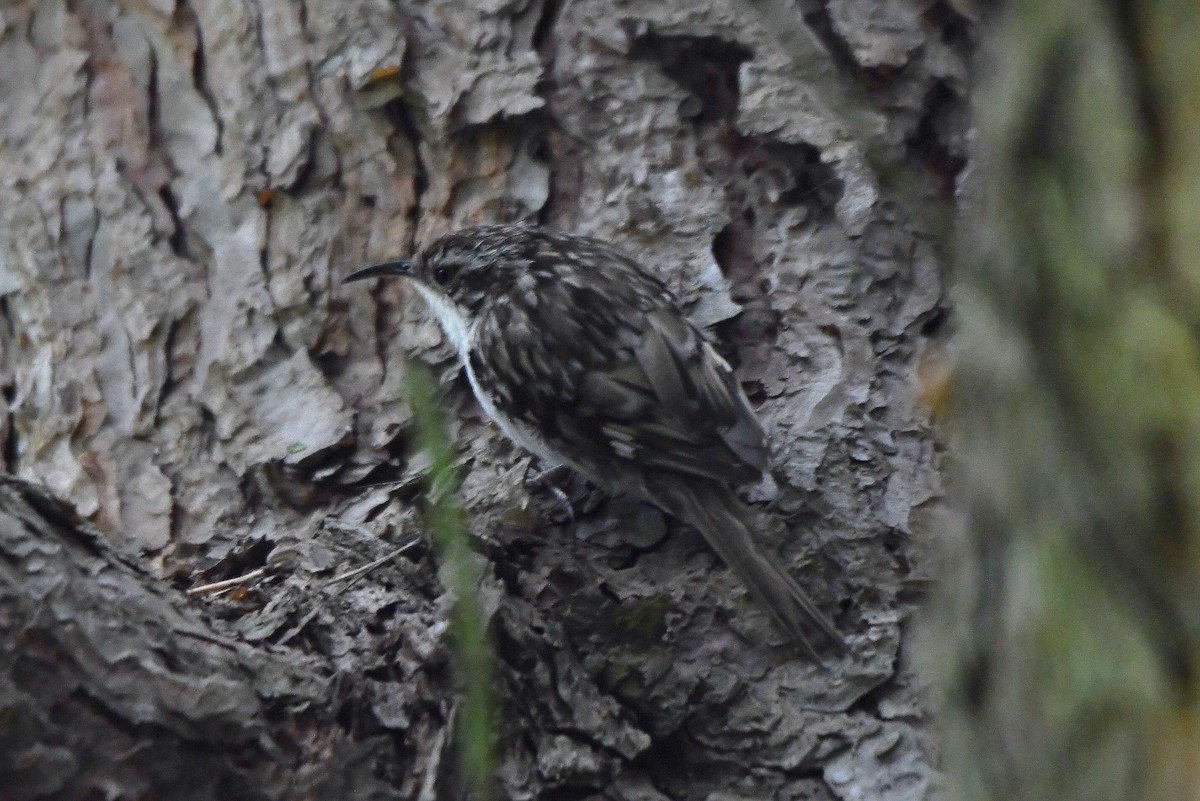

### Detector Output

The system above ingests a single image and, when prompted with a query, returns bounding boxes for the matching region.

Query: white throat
[413,282,474,357]
[413,278,555,464]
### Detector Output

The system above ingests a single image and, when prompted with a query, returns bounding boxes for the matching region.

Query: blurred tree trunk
[0,0,966,798]
[940,1,1200,800]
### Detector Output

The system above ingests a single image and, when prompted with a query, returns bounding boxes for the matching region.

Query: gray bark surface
[0,0,968,798]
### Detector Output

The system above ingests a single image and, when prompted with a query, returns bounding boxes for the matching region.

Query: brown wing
[470,234,767,486]
[572,308,766,483]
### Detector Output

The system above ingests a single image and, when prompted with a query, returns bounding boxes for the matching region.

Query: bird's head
[345,224,536,352]
[345,224,536,310]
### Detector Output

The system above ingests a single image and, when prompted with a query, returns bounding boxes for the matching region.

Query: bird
[346,223,846,661]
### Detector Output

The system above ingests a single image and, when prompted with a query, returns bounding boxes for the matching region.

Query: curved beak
[344,259,412,283]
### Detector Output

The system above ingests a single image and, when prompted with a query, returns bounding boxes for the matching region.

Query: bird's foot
[523,461,576,524]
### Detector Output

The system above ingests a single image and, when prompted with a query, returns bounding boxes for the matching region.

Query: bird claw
[523,462,577,524]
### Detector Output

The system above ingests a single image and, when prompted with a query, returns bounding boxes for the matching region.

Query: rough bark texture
[938,1,1200,800]
[0,476,393,800]
[0,0,968,798]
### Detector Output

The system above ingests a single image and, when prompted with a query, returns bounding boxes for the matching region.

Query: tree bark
[0,0,967,798]
[0,476,395,801]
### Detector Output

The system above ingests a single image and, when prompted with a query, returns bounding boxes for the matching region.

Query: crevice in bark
[155,316,181,418]
[259,205,280,323]
[180,3,224,155]
[248,1,276,101]
[920,304,948,337]
[145,44,189,260]
[72,1,96,117]
[2,377,16,474]
[531,0,560,60]
[288,132,318,194]
[82,205,99,280]
[383,101,427,238]
[793,0,885,85]
[147,39,160,137]
[906,80,968,199]
[157,185,187,257]
[1,422,14,474]
[924,0,978,53]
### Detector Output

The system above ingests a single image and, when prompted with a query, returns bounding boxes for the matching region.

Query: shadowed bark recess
[0,0,969,797]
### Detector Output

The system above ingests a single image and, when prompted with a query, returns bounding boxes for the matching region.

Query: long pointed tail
[648,478,847,662]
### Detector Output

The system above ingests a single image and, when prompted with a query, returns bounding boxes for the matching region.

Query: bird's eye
[432,266,450,284]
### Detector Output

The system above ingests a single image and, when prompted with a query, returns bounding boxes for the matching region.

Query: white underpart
[413,283,562,466]
[413,283,473,355]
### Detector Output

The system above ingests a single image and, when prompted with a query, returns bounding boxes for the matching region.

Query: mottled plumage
[347,223,845,660]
